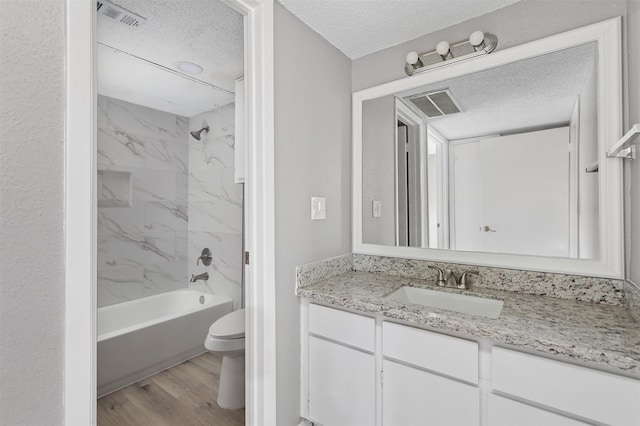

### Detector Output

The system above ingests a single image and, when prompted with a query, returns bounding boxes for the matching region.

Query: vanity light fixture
[405,31,498,76]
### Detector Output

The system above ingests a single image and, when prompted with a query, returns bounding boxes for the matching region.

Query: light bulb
[406,51,419,65]
[469,31,485,47]
[436,41,450,56]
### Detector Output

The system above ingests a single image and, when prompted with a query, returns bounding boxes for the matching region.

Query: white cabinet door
[308,336,375,426]
[382,359,479,426]
[489,394,589,426]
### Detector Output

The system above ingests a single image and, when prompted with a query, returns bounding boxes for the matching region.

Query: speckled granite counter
[297,271,640,377]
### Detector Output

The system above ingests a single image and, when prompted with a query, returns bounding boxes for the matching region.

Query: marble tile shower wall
[188,104,243,309]
[97,96,189,307]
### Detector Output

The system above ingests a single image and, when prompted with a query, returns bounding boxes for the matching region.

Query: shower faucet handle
[197,248,213,266]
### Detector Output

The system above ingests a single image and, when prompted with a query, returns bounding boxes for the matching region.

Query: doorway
[64,0,276,424]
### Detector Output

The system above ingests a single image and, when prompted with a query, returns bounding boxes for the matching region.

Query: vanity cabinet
[302,302,640,426]
[306,304,376,426]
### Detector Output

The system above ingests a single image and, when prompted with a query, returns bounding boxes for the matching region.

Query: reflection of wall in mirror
[362,95,396,245]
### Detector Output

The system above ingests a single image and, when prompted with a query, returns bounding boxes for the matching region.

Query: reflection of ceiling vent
[97,1,146,28]
[407,89,463,118]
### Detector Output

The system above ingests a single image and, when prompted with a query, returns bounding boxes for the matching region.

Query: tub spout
[190,272,209,283]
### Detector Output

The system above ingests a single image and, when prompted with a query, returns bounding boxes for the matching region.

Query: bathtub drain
[199,295,205,304]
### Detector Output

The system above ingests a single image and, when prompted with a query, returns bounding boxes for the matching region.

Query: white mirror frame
[353,17,624,279]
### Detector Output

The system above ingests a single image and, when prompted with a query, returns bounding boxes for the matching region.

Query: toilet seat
[208,308,245,339]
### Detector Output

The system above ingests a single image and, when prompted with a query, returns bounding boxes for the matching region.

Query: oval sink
[385,286,503,319]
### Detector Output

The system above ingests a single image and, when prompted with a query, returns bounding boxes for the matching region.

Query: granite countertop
[297,271,640,377]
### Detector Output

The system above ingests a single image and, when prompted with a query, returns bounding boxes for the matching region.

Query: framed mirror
[353,17,624,278]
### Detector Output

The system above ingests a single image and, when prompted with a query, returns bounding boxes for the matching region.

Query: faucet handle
[428,265,446,287]
[197,248,212,266]
[458,271,479,289]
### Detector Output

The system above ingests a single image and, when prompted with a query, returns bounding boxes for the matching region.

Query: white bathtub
[97,289,233,397]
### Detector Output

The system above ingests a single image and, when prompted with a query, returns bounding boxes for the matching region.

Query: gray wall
[362,95,396,245]
[274,3,352,424]
[629,0,640,285]
[0,1,65,424]
[352,0,627,91]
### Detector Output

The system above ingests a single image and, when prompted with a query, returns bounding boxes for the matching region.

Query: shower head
[190,126,210,141]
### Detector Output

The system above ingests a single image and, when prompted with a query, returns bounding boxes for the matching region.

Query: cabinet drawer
[489,394,588,426]
[382,321,478,384]
[492,347,640,426]
[308,304,375,351]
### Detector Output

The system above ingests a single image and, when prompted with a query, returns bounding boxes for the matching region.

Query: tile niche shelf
[97,169,133,208]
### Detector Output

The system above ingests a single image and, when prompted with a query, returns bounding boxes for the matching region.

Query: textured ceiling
[278,0,522,59]
[97,0,243,116]
[396,42,597,140]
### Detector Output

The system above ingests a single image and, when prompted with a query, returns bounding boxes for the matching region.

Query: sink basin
[385,286,503,319]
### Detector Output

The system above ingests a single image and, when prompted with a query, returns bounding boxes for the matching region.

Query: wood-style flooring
[97,352,245,426]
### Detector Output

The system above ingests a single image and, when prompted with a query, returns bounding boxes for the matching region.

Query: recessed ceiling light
[175,61,204,75]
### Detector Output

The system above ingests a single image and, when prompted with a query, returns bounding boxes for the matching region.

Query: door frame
[395,99,428,247]
[64,0,276,424]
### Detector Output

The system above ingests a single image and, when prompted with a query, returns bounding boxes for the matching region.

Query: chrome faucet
[190,272,209,283]
[428,265,446,286]
[458,271,479,289]
[428,266,479,290]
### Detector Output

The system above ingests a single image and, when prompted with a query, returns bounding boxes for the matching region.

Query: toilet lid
[209,309,245,339]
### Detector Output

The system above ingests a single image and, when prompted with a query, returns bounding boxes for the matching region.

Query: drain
[199,295,205,305]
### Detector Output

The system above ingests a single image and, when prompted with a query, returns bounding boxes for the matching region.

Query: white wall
[0,1,65,424]
[188,104,244,309]
[274,3,352,424]
[97,96,189,307]
[362,95,396,245]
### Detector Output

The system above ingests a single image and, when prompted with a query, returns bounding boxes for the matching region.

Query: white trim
[395,100,428,247]
[353,17,624,278]
[427,126,450,249]
[64,0,96,424]
[64,0,277,424]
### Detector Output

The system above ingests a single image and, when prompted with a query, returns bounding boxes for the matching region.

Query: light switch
[311,197,326,220]
[373,200,382,218]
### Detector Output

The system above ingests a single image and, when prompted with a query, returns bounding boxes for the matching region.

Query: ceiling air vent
[97,1,146,29]
[407,89,463,118]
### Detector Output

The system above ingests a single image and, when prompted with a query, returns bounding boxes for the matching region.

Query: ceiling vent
[407,89,463,118]
[97,1,146,29]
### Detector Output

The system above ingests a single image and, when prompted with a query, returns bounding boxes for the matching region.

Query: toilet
[204,308,245,410]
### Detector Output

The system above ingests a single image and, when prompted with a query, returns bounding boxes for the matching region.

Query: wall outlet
[373,200,382,218]
[311,197,326,220]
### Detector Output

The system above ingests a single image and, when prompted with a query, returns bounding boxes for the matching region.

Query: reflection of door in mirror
[450,127,570,257]
[395,106,424,247]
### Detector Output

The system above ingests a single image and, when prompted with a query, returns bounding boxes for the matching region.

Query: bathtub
[97,289,233,397]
